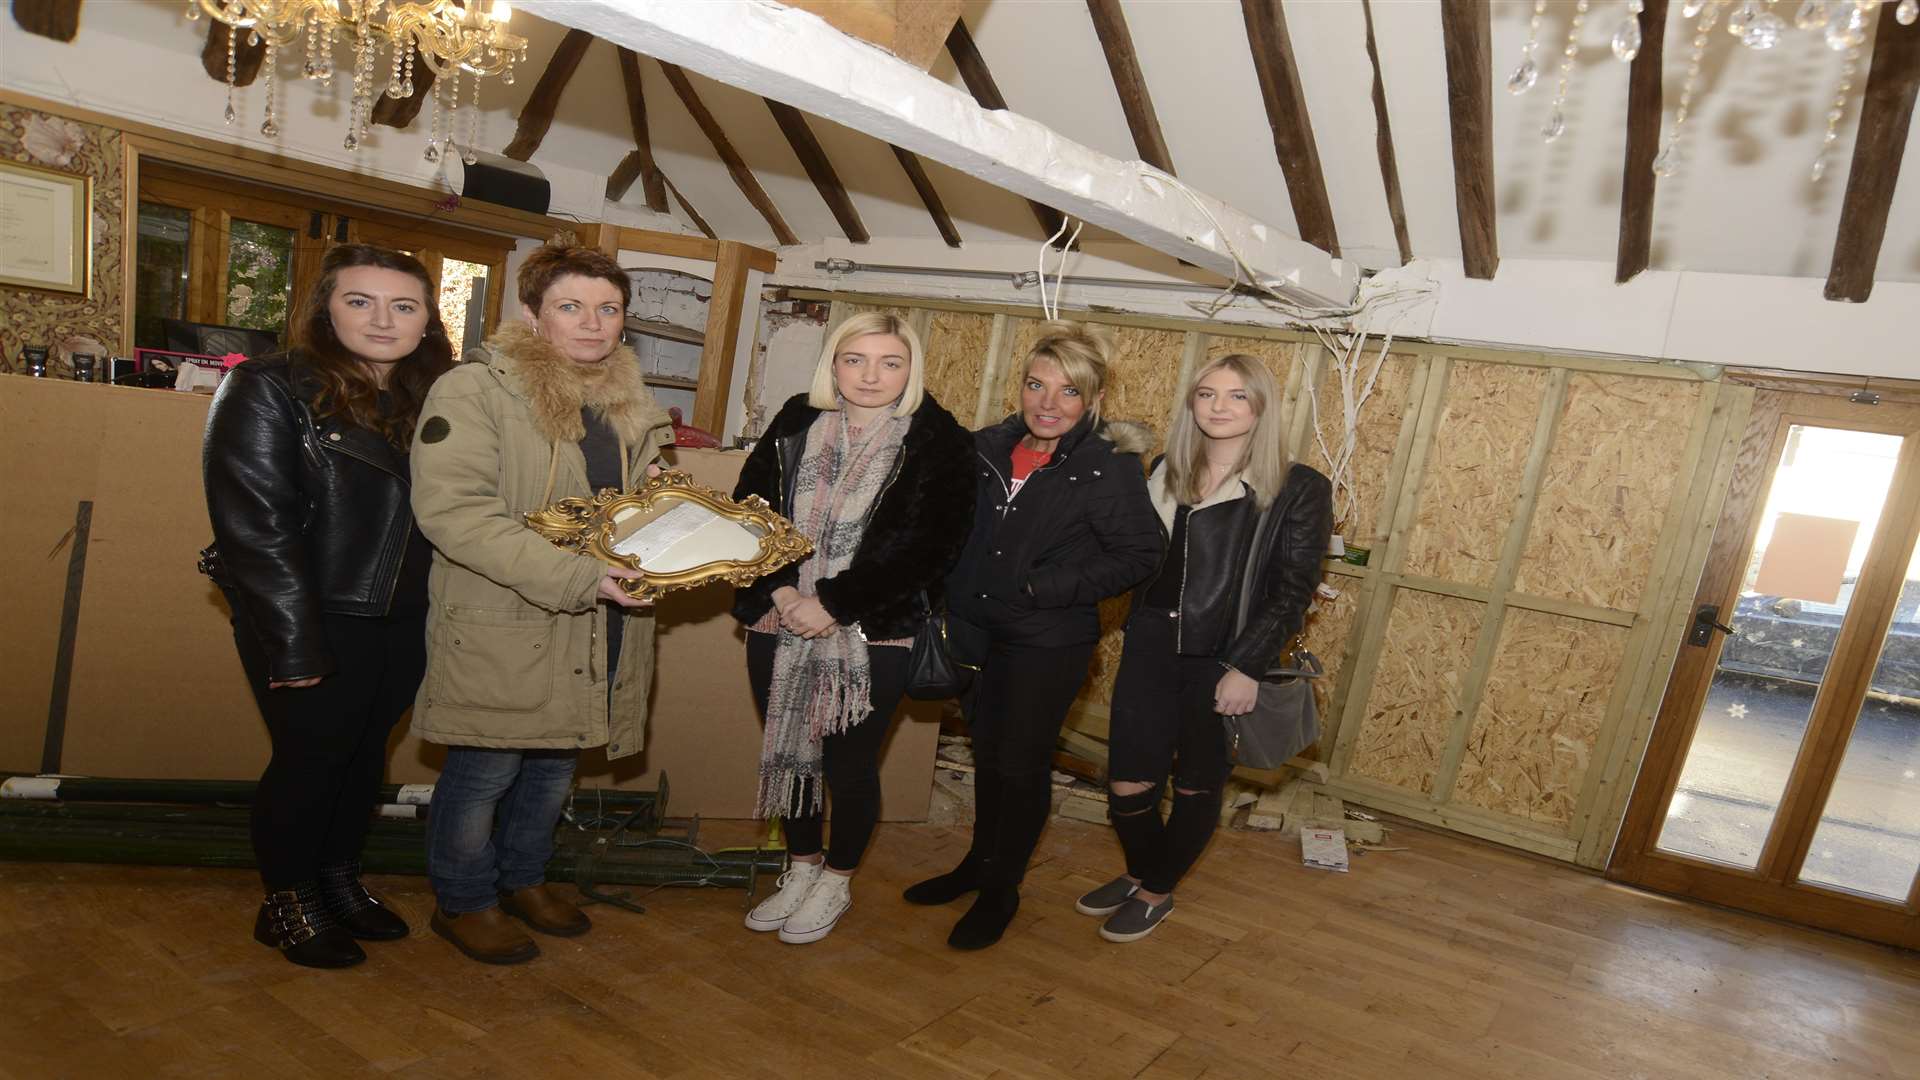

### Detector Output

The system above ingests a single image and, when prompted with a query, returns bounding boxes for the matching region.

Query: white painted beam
[515,0,1358,307]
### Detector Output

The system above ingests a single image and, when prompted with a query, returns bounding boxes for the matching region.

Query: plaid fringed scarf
[754,407,910,818]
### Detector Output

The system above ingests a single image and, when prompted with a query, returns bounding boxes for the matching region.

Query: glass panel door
[1656,426,1904,868]
[133,202,192,349]
[223,219,297,335]
[1796,535,1920,902]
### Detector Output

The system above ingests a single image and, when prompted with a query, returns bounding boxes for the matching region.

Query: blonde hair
[808,312,926,417]
[1021,320,1111,422]
[1163,354,1290,509]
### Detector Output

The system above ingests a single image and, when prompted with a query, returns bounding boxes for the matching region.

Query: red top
[1010,443,1052,486]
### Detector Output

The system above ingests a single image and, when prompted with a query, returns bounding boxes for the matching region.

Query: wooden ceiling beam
[1616,0,1668,283]
[1360,0,1412,266]
[1439,0,1498,280]
[1085,0,1175,176]
[607,46,670,211]
[659,61,800,246]
[944,17,1068,241]
[1826,3,1920,303]
[1240,0,1339,257]
[891,145,962,248]
[372,65,435,129]
[664,175,718,241]
[765,98,871,243]
[12,0,83,41]
[502,27,593,162]
[200,21,266,87]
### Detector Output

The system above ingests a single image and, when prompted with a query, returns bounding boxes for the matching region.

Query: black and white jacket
[730,393,975,641]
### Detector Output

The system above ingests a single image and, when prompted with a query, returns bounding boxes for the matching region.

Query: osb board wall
[921,310,993,422]
[1514,374,1703,611]
[1345,591,1485,794]
[1451,608,1632,825]
[1400,362,1549,586]
[1299,578,1362,725]
[0,107,125,374]
[1306,351,1419,552]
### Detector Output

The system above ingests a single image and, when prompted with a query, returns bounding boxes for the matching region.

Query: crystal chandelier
[1505,0,1918,181]
[186,0,527,164]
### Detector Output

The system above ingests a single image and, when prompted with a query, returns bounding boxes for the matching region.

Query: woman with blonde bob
[730,312,974,944]
[1078,353,1332,942]
[908,320,1163,950]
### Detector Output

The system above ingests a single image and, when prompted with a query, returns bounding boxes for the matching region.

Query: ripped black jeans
[1105,608,1236,895]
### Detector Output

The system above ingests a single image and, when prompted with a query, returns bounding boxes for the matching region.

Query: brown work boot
[498,883,592,937]
[431,905,539,965]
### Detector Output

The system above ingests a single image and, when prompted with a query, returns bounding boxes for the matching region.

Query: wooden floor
[1,817,1917,1080]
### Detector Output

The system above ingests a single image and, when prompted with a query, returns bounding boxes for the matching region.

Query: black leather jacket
[201,354,417,681]
[1133,462,1333,674]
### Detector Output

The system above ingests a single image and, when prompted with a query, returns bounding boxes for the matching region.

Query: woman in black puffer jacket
[730,312,974,945]
[904,320,1164,951]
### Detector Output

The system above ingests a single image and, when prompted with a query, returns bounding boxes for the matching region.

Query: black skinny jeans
[962,637,1097,887]
[1105,609,1236,895]
[746,631,910,872]
[228,598,426,890]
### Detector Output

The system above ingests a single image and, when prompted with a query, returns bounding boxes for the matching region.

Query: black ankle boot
[947,884,1020,950]
[318,860,409,941]
[254,884,366,968]
[904,853,981,905]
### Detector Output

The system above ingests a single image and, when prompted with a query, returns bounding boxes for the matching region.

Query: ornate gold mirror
[524,470,812,601]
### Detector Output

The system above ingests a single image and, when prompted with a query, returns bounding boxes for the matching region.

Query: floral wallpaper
[1,108,124,377]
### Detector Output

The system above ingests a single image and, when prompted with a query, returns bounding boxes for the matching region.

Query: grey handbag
[1220,488,1324,769]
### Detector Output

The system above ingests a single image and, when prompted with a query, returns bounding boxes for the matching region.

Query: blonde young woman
[1080,354,1332,942]
[907,321,1164,951]
[730,312,974,944]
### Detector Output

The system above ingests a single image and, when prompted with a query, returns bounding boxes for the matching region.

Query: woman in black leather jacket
[202,244,453,968]
[1076,353,1332,943]
[728,312,973,945]
[904,320,1163,950]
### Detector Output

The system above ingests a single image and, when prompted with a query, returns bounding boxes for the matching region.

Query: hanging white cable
[1036,216,1073,320]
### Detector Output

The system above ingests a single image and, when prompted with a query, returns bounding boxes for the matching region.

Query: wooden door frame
[1609,385,1920,948]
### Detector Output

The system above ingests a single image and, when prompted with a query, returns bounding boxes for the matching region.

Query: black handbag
[1220,485,1324,769]
[905,597,986,701]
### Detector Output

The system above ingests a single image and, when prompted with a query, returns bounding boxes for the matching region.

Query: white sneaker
[744,861,823,932]
[777,871,852,944]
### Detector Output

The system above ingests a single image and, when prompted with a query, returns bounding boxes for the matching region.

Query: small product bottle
[21,345,49,378]
[70,353,97,382]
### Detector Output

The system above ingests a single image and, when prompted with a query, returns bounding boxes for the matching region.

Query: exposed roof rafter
[1085,0,1175,176]
[890,145,963,248]
[765,98,871,244]
[1439,0,1498,280]
[1241,0,1339,257]
[944,17,1069,242]
[12,0,82,41]
[659,60,800,246]
[502,27,594,161]
[1616,0,1668,283]
[607,46,670,211]
[200,21,265,87]
[1359,0,1412,266]
[1826,2,1920,303]
[372,65,436,129]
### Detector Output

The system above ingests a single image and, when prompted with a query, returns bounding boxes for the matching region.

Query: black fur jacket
[730,392,975,641]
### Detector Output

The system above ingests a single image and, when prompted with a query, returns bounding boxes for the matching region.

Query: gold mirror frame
[524,469,812,601]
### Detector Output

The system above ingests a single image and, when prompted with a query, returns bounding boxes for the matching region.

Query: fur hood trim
[1100,420,1154,456]
[480,321,670,447]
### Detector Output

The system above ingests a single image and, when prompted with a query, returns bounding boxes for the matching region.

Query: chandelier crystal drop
[195,0,521,154]
[1507,0,1549,95]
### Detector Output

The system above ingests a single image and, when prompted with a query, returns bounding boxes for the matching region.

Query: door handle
[1687,604,1738,647]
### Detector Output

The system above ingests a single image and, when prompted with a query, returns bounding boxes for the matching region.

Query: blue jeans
[426,747,578,914]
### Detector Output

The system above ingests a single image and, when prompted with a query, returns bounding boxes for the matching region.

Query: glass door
[1610,391,1920,949]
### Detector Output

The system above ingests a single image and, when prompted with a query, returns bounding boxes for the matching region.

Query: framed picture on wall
[0,157,91,296]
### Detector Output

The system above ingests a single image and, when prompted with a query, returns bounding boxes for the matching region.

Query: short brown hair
[517,242,631,311]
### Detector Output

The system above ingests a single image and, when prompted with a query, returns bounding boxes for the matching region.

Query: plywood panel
[1453,608,1631,826]
[1346,590,1485,795]
[1514,374,1702,611]
[1306,350,1419,552]
[920,310,992,424]
[998,317,1046,418]
[1079,596,1132,708]
[1401,362,1550,587]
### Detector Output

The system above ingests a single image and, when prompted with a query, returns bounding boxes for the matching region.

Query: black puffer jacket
[201,354,418,681]
[731,393,975,641]
[946,413,1164,648]
[1134,460,1334,674]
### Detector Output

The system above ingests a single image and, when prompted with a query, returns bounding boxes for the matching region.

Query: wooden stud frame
[795,287,1736,866]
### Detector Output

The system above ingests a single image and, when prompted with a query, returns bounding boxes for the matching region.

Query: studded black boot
[254,883,366,968]
[318,860,410,941]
